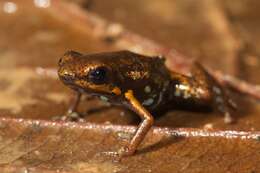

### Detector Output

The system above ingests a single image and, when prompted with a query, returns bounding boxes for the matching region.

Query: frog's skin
[58,50,236,157]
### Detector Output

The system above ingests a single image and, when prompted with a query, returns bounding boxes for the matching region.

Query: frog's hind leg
[190,62,236,123]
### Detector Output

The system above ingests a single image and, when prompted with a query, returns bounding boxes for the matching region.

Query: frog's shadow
[136,135,184,155]
[135,105,251,155]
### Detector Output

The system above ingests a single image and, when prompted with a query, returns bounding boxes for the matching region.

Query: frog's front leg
[119,90,154,157]
[61,92,113,122]
[190,63,236,123]
[62,92,84,121]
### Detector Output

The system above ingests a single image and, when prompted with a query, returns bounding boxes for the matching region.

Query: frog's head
[58,50,121,96]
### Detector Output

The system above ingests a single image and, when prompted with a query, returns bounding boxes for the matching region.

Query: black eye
[88,67,108,84]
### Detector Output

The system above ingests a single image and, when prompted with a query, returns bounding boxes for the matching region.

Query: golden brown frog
[58,50,235,157]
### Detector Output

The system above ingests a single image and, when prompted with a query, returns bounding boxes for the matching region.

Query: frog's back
[114,51,168,77]
[108,51,172,111]
[108,51,169,85]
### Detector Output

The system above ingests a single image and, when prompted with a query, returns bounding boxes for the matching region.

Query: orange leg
[119,90,154,157]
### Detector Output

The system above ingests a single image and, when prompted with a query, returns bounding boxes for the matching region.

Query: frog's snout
[58,68,76,84]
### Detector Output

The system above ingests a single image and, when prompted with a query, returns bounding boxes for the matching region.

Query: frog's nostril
[58,58,63,66]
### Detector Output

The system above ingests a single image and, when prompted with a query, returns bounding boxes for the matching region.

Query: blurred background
[0,1,259,172]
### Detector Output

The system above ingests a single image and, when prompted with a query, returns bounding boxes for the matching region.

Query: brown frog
[58,50,236,157]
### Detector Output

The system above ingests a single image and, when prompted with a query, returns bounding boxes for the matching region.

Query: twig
[214,71,260,100]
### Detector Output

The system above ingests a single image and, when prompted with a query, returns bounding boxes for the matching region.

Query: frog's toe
[118,146,136,158]
[67,112,86,122]
[67,111,80,119]
[224,112,234,124]
[96,150,122,162]
[52,115,71,121]
[54,112,85,122]
[77,117,86,122]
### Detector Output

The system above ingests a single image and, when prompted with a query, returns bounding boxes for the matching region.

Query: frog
[58,50,236,157]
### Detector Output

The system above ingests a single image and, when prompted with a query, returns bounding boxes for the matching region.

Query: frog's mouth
[60,80,85,94]
[59,75,75,85]
[74,80,110,93]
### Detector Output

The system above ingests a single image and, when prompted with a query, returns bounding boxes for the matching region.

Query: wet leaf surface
[0,0,259,172]
[0,118,260,173]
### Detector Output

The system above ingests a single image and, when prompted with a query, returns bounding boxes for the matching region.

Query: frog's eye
[88,67,108,85]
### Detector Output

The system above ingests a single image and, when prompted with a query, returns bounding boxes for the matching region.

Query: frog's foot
[118,146,135,158]
[215,101,235,124]
[211,84,236,124]
[99,151,122,162]
[98,146,135,162]
[55,112,86,122]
